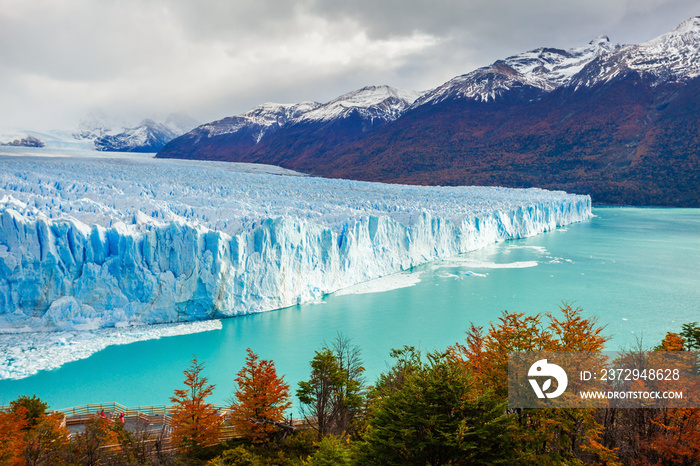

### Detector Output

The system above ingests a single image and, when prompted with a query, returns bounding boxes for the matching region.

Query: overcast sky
[0,0,697,131]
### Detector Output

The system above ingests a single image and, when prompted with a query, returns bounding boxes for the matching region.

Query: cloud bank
[0,0,696,130]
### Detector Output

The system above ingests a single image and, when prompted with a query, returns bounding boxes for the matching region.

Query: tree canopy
[230,348,292,444]
[170,356,222,453]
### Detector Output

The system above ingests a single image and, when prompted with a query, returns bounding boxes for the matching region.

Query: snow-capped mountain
[416,36,615,105]
[295,85,422,124]
[76,113,198,152]
[94,118,183,152]
[192,101,321,144]
[1,135,44,148]
[178,85,420,148]
[159,85,422,161]
[416,16,699,104]
[157,17,700,207]
[571,16,700,88]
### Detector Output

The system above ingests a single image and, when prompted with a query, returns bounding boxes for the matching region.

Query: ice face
[0,153,591,333]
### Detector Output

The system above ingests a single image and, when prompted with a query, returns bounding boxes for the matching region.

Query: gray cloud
[0,0,697,131]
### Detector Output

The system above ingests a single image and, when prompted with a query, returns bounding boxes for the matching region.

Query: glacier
[0,152,591,335]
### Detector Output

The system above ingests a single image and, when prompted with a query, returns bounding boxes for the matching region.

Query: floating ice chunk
[0,320,222,380]
[436,258,539,269]
[334,272,422,296]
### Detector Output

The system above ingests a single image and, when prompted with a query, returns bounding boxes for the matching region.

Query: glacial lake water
[0,207,698,410]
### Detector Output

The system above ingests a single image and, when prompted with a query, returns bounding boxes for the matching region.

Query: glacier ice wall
[0,154,591,332]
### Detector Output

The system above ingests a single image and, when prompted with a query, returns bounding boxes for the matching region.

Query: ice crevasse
[0,155,591,332]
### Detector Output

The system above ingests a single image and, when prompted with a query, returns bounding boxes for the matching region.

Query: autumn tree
[72,416,119,466]
[452,304,607,397]
[450,304,614,464]
[654,332,685,352]
[23,412,70,466]
[230,348,292,444]
[0,407,27,466]
[547,303,607,352]
[630,329,700,465]
[170,356,222,454]
[640,409,700,465]
[451,312,552,399]
[0,395,69,466]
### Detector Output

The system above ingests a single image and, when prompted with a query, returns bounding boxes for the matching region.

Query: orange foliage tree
[170,356,222,453]
[641,409,700,465]
[23,412,71,466]
[633,331,700,465]
[3,395,71,465]
[0,407,27,466]
[656,332,685,352]
[451,304,607,398]
[229,348,292,443]
[450,304,615,464]
[73,416,119,466]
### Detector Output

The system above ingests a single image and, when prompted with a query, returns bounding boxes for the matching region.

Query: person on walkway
[119,412,125,423]
[100,410,105,418]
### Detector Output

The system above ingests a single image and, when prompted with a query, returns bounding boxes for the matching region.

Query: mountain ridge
[76,113,198,152]
[157,17,700,206]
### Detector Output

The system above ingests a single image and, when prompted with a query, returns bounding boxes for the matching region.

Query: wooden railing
[58,402,229,416]
[1,401,307,450]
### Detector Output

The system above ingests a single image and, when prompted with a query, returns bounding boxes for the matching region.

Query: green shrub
[10,395,48,428]
[306,436,353,466]
[283,429,317,458]
[209,445,264,466]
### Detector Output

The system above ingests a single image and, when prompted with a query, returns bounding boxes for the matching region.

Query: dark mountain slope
[312,74,699,206]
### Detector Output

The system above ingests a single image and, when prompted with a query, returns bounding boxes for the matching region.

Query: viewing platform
[2,401,303,452]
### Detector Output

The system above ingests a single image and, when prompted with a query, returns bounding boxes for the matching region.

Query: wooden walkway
[55,402,240,442]
[2,401,305,452]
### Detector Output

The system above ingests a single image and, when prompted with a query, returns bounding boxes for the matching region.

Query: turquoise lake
[0,207,698,410]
